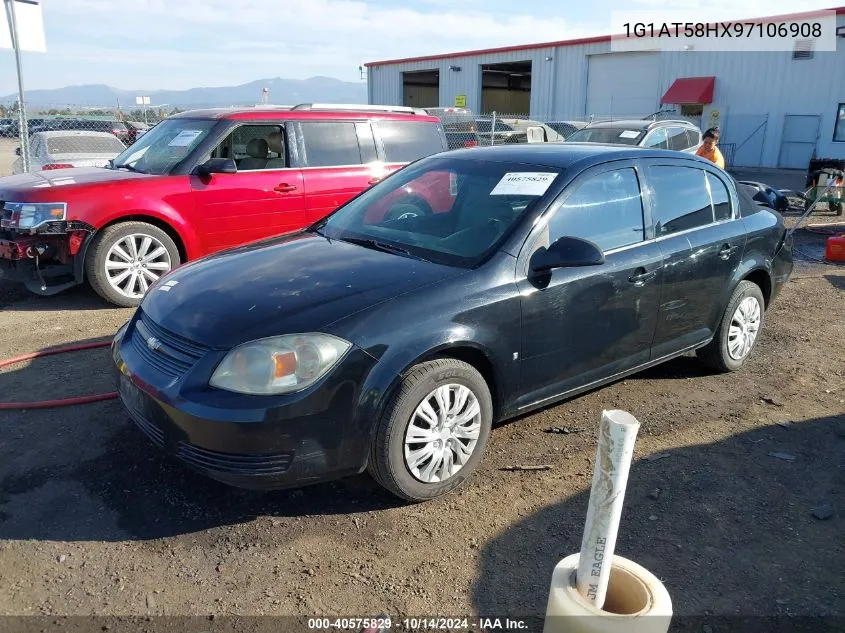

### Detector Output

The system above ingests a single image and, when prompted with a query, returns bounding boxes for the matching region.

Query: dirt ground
[0,138,18,176]
[0,174,843,631]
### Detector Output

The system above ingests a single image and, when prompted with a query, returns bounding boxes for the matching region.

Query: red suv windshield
[112,118,217,175]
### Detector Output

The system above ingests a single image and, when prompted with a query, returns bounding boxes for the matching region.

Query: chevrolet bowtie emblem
[146,336,162,351]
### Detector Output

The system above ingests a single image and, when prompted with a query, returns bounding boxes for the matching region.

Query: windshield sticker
[490,172,557,196]
[168,130,203,147]
[619,130,640,139]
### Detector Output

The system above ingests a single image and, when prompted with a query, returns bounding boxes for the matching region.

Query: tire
[368,359,493,502]
[85,221,181,307]
[696,280,765,372]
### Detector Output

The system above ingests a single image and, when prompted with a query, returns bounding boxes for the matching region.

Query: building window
[834,103,845,142]
[680,104,704,116]
[792,39,814,59]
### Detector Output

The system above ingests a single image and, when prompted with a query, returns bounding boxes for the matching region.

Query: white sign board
[167,130,203,147]
[135,96,151,105]
[0,0,46,53]
[490,172,558,196]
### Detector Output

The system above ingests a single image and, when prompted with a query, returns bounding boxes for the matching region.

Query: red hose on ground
[0,341,118,410]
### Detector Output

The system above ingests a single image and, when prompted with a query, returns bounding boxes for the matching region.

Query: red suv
[0,105,447,306]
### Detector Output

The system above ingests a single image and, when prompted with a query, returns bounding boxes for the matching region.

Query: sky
[0,0,836,96]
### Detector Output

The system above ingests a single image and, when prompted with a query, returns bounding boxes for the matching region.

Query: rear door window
[643,128,669,149]
[666,127,690,151]
[547,167,645,252]
[707,172,733,221]
[377,121,445,163]
[648,165,714,235]
[687,127,701,147]
[300,121,361,167]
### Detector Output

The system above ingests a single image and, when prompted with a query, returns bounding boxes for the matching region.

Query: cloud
[628,0,832,17]
[2,0,834,94]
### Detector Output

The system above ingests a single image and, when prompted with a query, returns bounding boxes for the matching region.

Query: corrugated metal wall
[368,13,845,167]
[368,46,559,116]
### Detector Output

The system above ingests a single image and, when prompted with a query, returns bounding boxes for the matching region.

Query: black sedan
[112,144,794,502]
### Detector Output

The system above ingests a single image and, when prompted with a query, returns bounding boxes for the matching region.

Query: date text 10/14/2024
[307,617,529,631]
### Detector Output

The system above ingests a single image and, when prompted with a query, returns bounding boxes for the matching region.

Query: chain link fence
[0,104,177,175]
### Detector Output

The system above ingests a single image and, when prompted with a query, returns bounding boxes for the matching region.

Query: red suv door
[191,123,306,252]
[295,121,384,224]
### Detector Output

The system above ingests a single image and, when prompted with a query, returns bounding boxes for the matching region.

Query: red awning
[661,76,715,105]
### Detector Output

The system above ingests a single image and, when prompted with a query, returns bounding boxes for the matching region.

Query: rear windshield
[566,127,645,145]
[47,136,126,154]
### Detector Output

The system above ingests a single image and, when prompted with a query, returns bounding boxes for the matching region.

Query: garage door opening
[586,52,659,119]
[481,61,531,115]
[403,70,440,108]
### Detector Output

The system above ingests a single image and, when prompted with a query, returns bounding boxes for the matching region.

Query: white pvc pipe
[575,409,641,609]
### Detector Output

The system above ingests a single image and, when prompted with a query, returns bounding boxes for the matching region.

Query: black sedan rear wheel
[368,359,493,502]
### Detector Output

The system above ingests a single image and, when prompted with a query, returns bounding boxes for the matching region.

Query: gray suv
[564,119,703,154]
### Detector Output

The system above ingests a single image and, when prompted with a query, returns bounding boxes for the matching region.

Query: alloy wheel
[105,233,172,299]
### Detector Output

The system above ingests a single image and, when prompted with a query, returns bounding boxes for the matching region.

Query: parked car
[112,144,793,501]
[499,118,566,143]
[0,104,448,306]
[124,120,150,144]
[544,120,589,139]
[30,118,132,144]
[433,110,526,149]
[0,118,15,138]
[3,117,47,138]
[10,131,127,174]
[565,119,703,154]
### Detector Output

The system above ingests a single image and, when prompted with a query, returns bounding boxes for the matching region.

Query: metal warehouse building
[366,7,845,169]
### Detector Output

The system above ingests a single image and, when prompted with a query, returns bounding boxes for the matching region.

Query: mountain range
[0,76,368,109]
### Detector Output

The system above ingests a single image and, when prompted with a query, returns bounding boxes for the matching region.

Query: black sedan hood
[141,232,463,349]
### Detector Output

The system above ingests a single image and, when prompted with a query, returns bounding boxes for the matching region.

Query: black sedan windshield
[319,157,562,267]
[566,127,645,145]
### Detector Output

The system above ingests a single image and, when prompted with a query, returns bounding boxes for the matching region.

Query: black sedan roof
[441,143,712,170]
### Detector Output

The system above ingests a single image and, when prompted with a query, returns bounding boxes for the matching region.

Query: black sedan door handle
[719,244,738,260]
[629,268,656,285]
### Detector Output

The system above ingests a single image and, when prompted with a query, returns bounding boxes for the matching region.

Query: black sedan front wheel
[368,359,493,502]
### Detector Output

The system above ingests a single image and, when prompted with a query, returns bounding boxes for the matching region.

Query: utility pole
[4,0,31,172]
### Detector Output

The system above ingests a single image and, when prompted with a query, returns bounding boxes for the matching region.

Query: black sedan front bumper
[112,314,379,490]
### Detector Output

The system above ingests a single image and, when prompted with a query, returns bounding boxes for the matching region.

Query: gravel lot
[0,170,843,630]
[0,138,18,176]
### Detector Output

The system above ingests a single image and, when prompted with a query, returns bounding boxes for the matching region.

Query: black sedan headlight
[210,334,351,395]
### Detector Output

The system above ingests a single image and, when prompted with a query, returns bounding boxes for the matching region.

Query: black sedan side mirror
[15,146,21,156]
[197,158,237,176]
[530,236,605,273]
